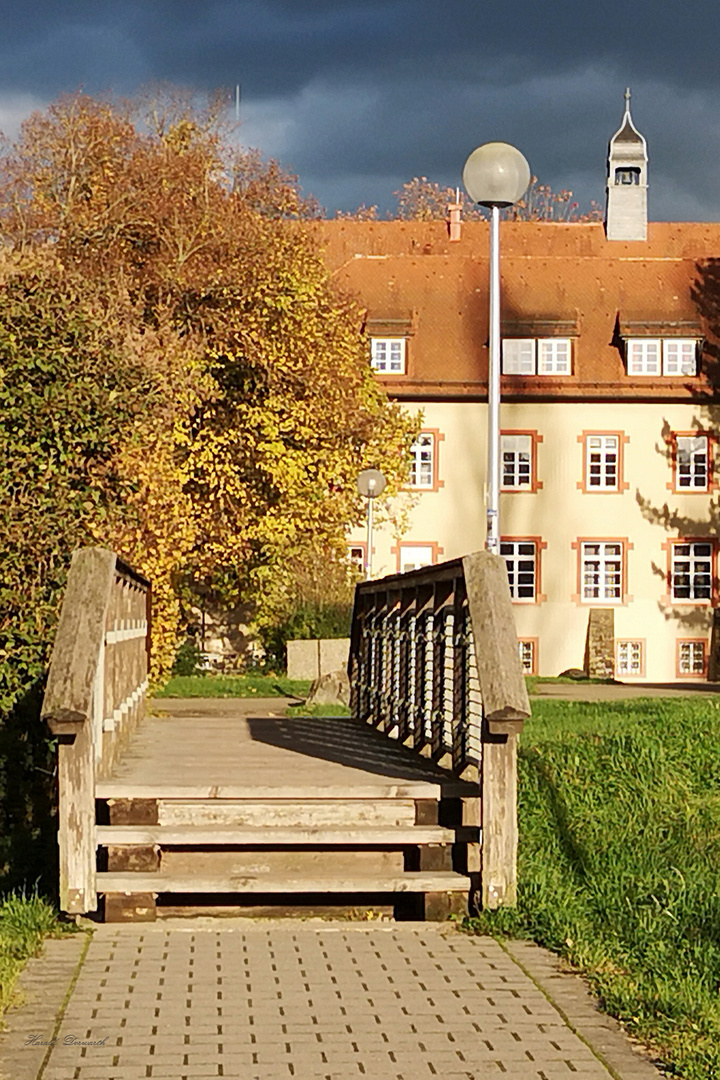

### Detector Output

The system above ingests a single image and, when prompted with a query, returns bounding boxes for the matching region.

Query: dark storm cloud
[1,0,720,218]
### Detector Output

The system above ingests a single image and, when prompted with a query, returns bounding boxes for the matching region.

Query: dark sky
[2,0,719,219]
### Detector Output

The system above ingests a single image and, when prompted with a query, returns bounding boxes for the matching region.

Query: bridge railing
[42,547,150,915]
[348,549,530,907]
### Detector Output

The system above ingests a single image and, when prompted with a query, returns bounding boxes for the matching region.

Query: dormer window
[502,338,572,376]
[370,337,405,374]
[615,167,640,186]
[626,338,698,377]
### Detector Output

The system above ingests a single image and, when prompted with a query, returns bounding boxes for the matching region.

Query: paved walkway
[530,681,720,702]
[1,922,663,1080]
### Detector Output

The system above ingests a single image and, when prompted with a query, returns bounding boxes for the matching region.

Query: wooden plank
[96,825,458,846]
[104,892,156,922]
[107,798,158,825]
[42,547,116,734]
[423,891,468,920]
[96,870,471,894]
[156,799,418,829]
[57,723,97,913]
[481,732,518,909]
[106,846,160,872]
[96,782,446,799]
[462,550,531,731]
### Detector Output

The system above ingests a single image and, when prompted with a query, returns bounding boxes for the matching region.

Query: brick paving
[0,921,663,1080]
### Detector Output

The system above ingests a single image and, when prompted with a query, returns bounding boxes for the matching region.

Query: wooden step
[155,799,421,828]
[97,870,471,894]
[97,782,446,799]
[96,825,457,846]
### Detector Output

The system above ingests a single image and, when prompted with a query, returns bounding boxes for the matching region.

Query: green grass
[468,695,720,1079]
[155,674,312,699]
[0,891,63,1019]
[524,674,616,693]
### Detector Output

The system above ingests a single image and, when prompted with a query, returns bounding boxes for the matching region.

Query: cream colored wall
[350,401,719,681]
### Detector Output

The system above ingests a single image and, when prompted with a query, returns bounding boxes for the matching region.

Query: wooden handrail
[41,547,151,915]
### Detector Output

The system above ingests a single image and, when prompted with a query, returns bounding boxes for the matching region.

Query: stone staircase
[94,777,479,922]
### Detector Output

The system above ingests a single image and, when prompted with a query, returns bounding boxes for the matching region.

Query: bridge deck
[97,697,475,799]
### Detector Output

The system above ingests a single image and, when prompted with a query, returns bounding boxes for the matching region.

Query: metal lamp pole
[356,469,387,580]
[463,142,531,554]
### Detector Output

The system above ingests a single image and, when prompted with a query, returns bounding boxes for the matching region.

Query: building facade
[319,98,720,681]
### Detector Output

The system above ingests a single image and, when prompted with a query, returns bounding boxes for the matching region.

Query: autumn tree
[0,91,416,680]
[390,175,602,222]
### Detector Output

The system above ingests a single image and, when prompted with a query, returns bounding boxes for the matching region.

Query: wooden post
[42,547,116,914]
[480,729,518,908]
[462,550,530,909]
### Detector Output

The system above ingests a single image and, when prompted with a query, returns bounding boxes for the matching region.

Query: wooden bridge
[41,547,530,922]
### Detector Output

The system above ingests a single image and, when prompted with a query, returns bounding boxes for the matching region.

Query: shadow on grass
[520,748,592,885]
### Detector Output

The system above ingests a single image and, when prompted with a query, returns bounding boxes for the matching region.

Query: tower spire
[605,89,648,241]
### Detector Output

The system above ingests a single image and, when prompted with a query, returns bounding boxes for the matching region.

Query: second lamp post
[462,142,531,554]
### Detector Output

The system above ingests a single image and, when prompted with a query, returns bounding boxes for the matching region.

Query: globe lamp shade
[462,142,531,208]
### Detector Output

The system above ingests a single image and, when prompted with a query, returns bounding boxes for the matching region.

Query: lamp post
[462,143,531,554]
[356,468,387,580]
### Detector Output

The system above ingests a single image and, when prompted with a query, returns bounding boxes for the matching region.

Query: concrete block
[319,638,350,676]
[286,638,350,680]
[286,639,319,680]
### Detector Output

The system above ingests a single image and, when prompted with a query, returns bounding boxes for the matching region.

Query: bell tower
[605,88,648,241]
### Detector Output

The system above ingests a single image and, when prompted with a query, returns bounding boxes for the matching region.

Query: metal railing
[349,549,531,906]
[350,560,483,780]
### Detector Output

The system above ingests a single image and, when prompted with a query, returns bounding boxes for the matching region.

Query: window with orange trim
[501,431,543,492]
[500,538,546,603]
[407,430,443,491]
[517,639,538,675]
[396,542,443,573]
[669,540,714,602]
[667,432,716,494]
[578,431,628,493]
[677,639,707,677]
[616,639,645,677]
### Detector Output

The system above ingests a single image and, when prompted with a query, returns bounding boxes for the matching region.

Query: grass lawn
[155,674,312,699]
[0,892,64,1020]
[469,695,720,1080]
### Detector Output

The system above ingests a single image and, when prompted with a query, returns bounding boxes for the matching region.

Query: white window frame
[502,339,535,375]
[347,544,366,575]
[409,433,435,489]
[670,541,713,602]
[370,337,405,374]
[500,540,537,602]
[676,435,709,490]
[398,544,435,573]
[501,434,533,490]
[538,338,572,375]
[586,434,619,490]
[581,541,624,603]
[518,640,536,674]
[663,339,697,377]
[502,337,572,376]
[627,339,661,376]
[678,640,707,676]
[616,640,644,677]
[626,338,699,377]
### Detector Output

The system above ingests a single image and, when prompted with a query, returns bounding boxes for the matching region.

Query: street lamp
[462,142,531,554]
[356,468,387,579]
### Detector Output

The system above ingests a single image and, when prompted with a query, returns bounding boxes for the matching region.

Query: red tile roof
[315,220,720,402]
